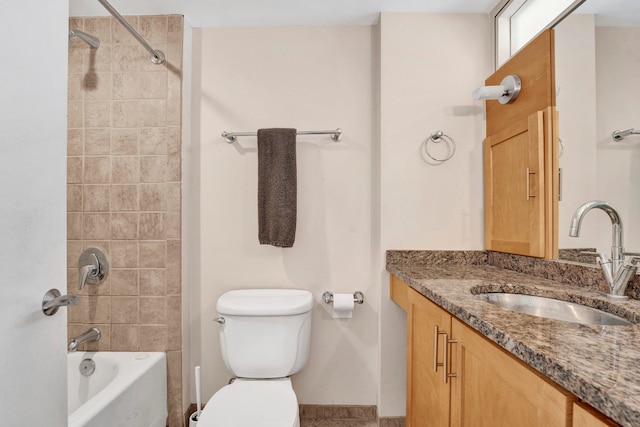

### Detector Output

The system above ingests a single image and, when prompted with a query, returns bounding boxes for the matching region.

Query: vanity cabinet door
[450,317,574,427]
[572,403,620,427]
[483,29,559,259]
[406,287,452,427]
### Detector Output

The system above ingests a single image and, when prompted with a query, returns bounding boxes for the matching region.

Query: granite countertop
[387,250,640,427]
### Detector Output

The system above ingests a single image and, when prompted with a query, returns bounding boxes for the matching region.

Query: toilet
[196,288,314,427]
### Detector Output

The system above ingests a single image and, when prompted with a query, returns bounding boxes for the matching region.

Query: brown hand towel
[257,128,297,247]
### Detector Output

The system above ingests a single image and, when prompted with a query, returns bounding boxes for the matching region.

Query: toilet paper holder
[322,291,364,305]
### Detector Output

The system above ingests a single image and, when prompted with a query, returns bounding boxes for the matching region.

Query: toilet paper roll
[472,85,506,101]
[332,293,355,319]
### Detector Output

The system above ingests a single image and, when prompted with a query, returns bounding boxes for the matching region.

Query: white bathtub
[68,352,167,427]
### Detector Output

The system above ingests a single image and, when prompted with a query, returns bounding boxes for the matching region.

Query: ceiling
[68,0,499,27]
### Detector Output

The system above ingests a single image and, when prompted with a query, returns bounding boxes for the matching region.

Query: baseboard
[379,416,406,427]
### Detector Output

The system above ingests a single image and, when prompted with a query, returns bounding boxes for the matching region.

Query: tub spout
[68,327,101,352]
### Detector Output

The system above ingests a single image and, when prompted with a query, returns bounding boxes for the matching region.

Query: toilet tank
[216,289,313,379]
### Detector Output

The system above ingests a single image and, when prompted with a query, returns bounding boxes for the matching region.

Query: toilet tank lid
[217,289,314,316]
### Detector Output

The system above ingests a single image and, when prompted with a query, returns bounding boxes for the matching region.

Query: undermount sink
[475,293,633,326]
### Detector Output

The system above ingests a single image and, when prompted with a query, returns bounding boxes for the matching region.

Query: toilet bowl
[196,378,299,427]
[196,289,313,427]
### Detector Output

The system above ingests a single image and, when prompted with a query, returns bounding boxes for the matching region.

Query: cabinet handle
[526,168,536,200]
[442,332,458,384]
[433,325,446,372]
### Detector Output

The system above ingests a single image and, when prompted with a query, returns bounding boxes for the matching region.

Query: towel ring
[423,131,456,162]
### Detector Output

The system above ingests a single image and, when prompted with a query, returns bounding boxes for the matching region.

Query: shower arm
[96,0,165,64]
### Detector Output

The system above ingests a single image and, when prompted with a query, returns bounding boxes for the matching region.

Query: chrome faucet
[569,200,638,299]
[42,289,79,316]
[68,327,101,352]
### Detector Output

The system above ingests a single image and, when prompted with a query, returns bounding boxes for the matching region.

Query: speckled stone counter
[387,250,640,427]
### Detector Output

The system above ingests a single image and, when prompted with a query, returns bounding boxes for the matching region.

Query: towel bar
[222,128,342,143]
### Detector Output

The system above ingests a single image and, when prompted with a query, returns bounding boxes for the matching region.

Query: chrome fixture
[78,247,109,291]
[472,74,521,104]
[222,128,342,144]
[68,29,101,48]
[612,128,640,142]
[322,291,365,305]
[97,0,165,64]
[79,359,96,376]
[475,293,632,326]
[213,317,225,324]
[68,328,101,352]
[42,289,79,316]
[423,130,456,163]
[569,201,639,299]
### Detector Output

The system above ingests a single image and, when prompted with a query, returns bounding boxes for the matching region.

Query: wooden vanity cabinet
[572,403,620,427]
[392,276,574,426]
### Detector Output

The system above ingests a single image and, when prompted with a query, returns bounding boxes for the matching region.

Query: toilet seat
[196,378,299,427]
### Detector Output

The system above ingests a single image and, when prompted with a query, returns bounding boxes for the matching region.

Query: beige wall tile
[167,43,183,72]
[68,213,83,240]
[83,184,111,212]
[84,17,112,45]
[111,240,139,268]
[67,241,84,268]
[110,185,139,211]
[139,296,167,324]
[140,16,168,44]
[67,184,83,212]
[111,296,139,323]
[67,296,84,324]
[67,157,83,183]
[112,156,140,183]
[166,126,181,154]
[140,212,165,239]
[139,100,167,127]
[112,100,139,128]
[111,128,139,155]
[84,213,111,240]
[112,16,139,44]
[68,74,83,101]
[112,45,142,72]
[85,45,112,74]
[110,268,139,295]
[167,296,181,350]
[140,72,168,99]
[68,100,84,129]
[85,128,111,155]
[111,324,140,351]
[139,269,166,296]
[139,325,167,351]
[165,211,181,238]
[83,73,111,100]
[167,16,183,44]
[140,183,166,211]
[68,48,84,74]
[84,100,111,128]
[111,212,138,239]
[139,241,166,268]
[140,128,168,154]
[166,153,181,182]
[166,240,181,294]
[68,129,84,156]
[83,156,111,183]
[140,155,167,183]
[112,73,141,99]
[84,296,111,323]
[165,183,181,211]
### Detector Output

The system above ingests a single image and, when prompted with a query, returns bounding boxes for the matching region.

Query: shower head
[69,29,100,49]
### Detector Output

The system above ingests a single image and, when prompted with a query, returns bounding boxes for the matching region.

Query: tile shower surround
[67,15,183,427]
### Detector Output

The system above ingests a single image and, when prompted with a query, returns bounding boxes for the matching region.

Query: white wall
[555,14,601,249]
[192,25,378,405]
[0,1,68,425]
[595,26,640,253]
[378,13,491,415]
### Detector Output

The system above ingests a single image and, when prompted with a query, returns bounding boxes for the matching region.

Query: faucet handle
[78,248,109,291]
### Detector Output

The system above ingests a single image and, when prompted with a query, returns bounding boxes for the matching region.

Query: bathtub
[68,352,167,427]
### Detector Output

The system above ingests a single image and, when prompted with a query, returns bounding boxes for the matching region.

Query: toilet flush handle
[213,317,225,325]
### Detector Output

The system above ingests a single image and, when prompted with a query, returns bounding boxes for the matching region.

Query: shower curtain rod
[222,129,343,143]
[97,0,165,64]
